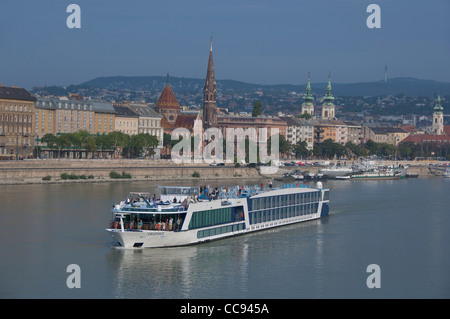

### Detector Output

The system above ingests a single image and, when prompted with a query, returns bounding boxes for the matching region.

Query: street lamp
[15,133,30,160]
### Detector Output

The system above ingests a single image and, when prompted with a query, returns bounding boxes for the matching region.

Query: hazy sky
[1,0,449,89]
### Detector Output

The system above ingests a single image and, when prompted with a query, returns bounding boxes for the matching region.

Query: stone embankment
[0,159,446,185]
[0,159,261,185]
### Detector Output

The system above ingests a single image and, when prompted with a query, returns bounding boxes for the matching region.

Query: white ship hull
[107,211,322,248]
[107,185,330,248]
[318,168,353,178]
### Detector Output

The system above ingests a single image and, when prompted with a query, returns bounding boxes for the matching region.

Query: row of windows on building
[0,104,33,112]
[34,109,113,134]
[2,111,160,139]
[39,100,93,111]
[139,119,161,128]
[0,125,32,135]
[0,114,33,123]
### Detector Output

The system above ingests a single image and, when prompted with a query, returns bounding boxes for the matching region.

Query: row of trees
[293,138,450,160]
[38,130,449,161]
[39,131,159,159]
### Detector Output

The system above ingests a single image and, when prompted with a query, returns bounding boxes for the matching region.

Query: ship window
[189,207,236,229]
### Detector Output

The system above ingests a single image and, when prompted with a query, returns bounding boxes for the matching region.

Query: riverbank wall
[0,159,444,185]
[0,159,262,185]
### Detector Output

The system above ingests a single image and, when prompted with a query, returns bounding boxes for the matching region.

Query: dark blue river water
[0,177,449,298]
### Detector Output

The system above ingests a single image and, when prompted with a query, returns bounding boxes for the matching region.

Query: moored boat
[349,164,408,180]
[445,168,450,178]
[318,166,353,178]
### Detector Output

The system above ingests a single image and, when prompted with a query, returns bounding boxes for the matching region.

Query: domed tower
[321,72,335,119]
[301,72,315,116]
[432,95,444,135]
[154,73,181,125]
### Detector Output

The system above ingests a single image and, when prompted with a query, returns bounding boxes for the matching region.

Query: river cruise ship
[107,183,330,248]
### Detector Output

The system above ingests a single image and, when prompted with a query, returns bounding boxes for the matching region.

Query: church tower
[202,39,218,129]
[301,72,314,116]
[154,73,181,125]
[432,95,444,135]
[321,72,335,119]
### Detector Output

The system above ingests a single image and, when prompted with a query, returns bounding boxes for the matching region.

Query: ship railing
[109,221,183,232]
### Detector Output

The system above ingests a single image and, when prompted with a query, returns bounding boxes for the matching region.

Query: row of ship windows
[251,191,322,210]
[249,203,319,225]
[188,206,245,230]
[197,222,245,239]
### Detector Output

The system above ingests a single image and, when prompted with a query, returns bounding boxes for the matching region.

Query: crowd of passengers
[199,182,272,201]
[123,182,275,207]
[113,181,275,231]
[112,217,183,231]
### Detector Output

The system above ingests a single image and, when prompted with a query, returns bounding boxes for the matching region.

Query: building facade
[217,115,287,141]
[363,126,409,146]
[309,118,338,144]
[126,103,163,149]
[35,97,115,139]
[113,104,139,135]
[280,116,314,150]
[330,119,348,145]
[343,121,363,145]
[92,101,115,134]
[0,85,36,158]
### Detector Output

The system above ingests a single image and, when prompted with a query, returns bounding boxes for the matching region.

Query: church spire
[434,95,443,113]
[203,38,218,129]
[323,72,334,104]
[432,95,444,135]
[301,72,314,116]
[303,72,314,103]
[204,38,216,93]
[321,72,335,119]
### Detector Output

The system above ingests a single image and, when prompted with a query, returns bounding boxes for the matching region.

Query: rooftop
[0,86,36,102]
[128,104,162,118]
[370,127,408,134]
[113,105,139,117]
[153,81,181,111]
